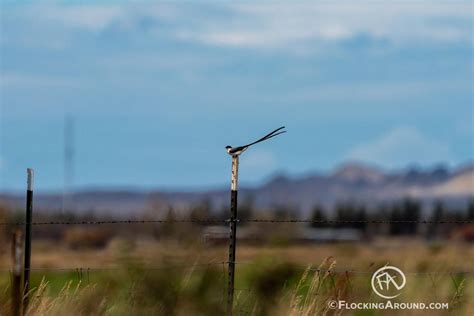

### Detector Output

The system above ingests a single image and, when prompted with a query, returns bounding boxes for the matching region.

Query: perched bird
[225,126,286,156]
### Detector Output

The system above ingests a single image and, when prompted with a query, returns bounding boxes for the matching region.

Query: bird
[225,126,286,156]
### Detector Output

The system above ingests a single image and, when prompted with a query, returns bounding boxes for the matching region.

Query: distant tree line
[309,199,474,238]
[1,196,472,244]
[208,195,474,238]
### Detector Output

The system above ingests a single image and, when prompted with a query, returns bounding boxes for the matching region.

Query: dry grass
[1,256,469,315]
[0,238,472,315]
[1,237,471,272]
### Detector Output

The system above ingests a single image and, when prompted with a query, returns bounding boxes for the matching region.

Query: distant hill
[1,162,472,217]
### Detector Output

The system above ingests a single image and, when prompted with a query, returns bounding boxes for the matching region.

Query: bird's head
[225,145,232,150]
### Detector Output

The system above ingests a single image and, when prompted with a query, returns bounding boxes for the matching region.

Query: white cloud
[12,3,180,33]
[5,1,471,50]
[345,127,454,168]
[176,1,473,48]
[30,5,125,31]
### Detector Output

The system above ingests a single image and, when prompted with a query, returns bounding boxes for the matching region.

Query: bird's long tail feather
[245,126,286,147]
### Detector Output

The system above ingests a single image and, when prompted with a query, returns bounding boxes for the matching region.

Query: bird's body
[225,126,286,156]
[226,146,248,156]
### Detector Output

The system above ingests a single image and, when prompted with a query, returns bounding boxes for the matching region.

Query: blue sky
[0,1,473,191]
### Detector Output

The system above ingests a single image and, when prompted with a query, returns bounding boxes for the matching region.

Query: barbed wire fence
[2,219,473,226]
[3,217,474,314]
[1,261,473,274]
[2,168,473,315]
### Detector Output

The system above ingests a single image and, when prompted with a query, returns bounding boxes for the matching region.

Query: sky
[0,1,473,191]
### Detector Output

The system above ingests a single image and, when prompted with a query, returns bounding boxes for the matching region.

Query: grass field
[0,237,472,315]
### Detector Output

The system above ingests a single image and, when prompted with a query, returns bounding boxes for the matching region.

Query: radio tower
[62,115,74,213]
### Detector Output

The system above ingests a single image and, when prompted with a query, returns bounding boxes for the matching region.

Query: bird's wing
[229,146,247,154]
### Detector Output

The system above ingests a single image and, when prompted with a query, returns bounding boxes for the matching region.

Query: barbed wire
[0,219,223,226]
[0,261,228,272]
[0,219,473,226]
[0,262,473,275]
[233,261,474,275]
[241,219,473,224]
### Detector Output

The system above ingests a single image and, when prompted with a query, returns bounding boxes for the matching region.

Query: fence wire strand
[0,262,473,275]
[2,218,473,280]
[0,219,473,226]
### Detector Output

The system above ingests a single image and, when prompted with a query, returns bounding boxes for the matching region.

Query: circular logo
[371,266,406,299]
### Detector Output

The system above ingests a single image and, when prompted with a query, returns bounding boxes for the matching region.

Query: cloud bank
[346,127,454,168]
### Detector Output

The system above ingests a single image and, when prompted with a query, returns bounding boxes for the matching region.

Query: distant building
[298,228,363,243]
[202,226,229,245]
[202,226,364,245]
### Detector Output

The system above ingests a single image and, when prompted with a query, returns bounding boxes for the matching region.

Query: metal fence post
[227,155,239,316]
[23,168,34,311]
[11,229,23,316]
[224,127,285,315]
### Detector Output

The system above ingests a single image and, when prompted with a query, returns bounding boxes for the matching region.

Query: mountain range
[0,162,472,217]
